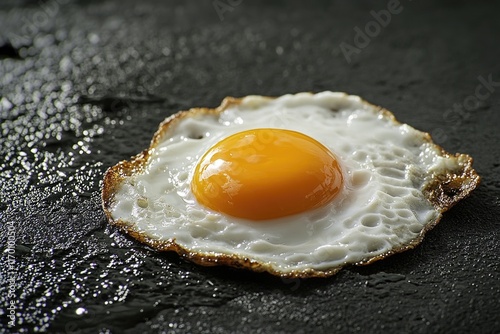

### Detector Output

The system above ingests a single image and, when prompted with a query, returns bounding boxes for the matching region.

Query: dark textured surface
[1,0,499,333]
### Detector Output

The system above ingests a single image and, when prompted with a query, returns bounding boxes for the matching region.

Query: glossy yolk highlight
[191,128,343,220]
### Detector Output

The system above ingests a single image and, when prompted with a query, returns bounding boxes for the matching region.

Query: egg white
[109,92,461,275]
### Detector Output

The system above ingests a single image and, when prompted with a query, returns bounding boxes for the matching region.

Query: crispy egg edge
[101,92,480,278]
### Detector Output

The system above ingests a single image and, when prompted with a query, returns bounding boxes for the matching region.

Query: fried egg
[102,92,479,277]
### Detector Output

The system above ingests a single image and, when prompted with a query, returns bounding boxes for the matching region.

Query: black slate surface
[1,1,499,333]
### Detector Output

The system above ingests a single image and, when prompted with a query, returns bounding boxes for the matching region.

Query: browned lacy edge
[102,93,480,278]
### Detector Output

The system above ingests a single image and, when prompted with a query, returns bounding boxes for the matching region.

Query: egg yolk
[191,128,343,220]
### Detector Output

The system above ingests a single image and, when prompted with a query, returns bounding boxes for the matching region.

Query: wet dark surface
[1,0,499,333]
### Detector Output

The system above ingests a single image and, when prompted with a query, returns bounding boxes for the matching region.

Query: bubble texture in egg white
[110,92,454,274]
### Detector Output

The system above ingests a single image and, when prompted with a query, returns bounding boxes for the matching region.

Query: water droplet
[75,307,86,315]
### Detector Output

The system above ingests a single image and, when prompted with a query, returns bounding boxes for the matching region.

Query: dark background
[1,0,499,333]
